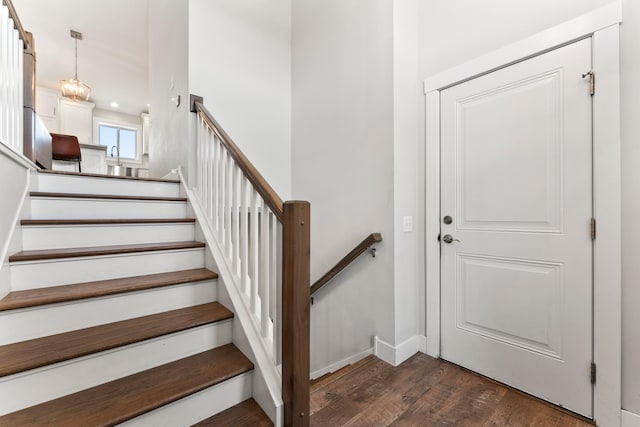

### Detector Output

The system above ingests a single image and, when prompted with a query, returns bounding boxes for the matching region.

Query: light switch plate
[403,216,413,233]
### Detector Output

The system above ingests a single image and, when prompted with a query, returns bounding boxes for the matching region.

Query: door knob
[442,234,460,244]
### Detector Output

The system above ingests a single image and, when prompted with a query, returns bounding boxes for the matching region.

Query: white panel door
[440,38,593,416]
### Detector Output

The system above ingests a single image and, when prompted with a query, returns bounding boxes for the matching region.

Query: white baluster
[10,27,17,150]
[1,7,9,146]
[212,135,220,234]
[269,212,278,354]
[206,130,215,222]
[7,19,14,149]
[228,160,236,265]
[203,126,212,215]
[259,204,270,338]
[17,37,22,151]
[232,166,241,275]
[7,21,13,149]
[225,154,233,258]
[219,149,227,244]
[240,176,249,294]
[249,189,260,314]
[199,120,211,214]
[198,121,210,214]
[196,119,203,199]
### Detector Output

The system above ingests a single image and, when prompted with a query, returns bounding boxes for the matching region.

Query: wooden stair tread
[0,344,252,426]
[9,241,205,262]
[21,218,196,226]
[38,169,180,183]
[0,302,232,377]
[30,191,187,202]
[193,399,272,426]
[0,269,218,311]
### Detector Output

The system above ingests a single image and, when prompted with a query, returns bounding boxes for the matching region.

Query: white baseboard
[374,335,427,367]
[310,348,373,380]
[623,410,640,427]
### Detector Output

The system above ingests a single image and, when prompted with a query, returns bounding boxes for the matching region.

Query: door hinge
[591,362,597,385]
[590,218,596,240]
[582,71,595,96]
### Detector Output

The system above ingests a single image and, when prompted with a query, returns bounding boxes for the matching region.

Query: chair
[50,133,82,172]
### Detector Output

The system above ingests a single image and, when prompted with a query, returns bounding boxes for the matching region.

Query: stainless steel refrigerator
[23,32,51,169]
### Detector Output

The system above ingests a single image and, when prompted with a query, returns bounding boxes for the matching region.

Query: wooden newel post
[282,201,310,427]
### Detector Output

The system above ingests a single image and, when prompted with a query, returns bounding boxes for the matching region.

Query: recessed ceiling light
[110,101,119,108]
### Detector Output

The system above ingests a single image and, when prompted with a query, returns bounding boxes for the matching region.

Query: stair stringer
[180,172,283,427]
[0,148,36,299]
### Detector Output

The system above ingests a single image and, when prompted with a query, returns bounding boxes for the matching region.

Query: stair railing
[190,95,309,427]
[0,0,29,154]
[310,233,382,300]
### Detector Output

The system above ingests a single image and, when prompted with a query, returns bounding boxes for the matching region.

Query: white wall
[188,0,292,199]
[621,0,640,415]
[93,108,142,127]
[418,0,616,78]
[392,0,424,348]
[0,145,32,298]
[147,0,189,179]
[291,0,396,374]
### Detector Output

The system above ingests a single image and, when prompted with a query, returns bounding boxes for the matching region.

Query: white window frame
[93,118,143,165]
[423,3,622,426]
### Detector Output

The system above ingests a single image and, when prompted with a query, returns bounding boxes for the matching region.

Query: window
[98,124,138,161]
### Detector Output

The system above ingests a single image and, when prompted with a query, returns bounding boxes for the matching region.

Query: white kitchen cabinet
[80,144,107,174]
[58,98,95,144]
[52,144,107,174]
[35,87,59,133]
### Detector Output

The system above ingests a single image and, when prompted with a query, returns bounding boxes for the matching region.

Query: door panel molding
[424,6,621,426]
[455,253,564,359]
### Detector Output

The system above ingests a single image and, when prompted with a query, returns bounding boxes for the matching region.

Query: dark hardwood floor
[310,354,593,427]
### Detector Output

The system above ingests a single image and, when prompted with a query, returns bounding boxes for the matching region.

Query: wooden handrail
[192,97,284,222]
[310,233,382,297]
[191,96,309,425]
[2,0,30,49]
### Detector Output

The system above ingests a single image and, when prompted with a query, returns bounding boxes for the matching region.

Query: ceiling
[13,0,150,116]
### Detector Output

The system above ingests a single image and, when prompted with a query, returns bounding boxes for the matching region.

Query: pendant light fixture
[60,30,91,101]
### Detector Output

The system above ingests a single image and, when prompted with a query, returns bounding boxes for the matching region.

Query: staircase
[0,170,272,426]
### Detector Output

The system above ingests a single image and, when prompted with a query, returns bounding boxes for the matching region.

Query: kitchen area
[35,86,150,177]
[15,0,152,178]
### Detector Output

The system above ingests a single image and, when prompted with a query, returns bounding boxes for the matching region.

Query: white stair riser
[0,322,233,415]
[120,372,253,427]
[29,198,187,220]
[0,280,217,345]
[22,223,195,250]
[11,249,205,290]
[35,175,181,198]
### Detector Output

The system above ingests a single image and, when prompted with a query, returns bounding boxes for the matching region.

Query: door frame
[423,3,622,426]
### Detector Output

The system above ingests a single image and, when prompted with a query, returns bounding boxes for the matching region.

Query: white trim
[424,1,622,92]
[373,335,427,367]
[425,91,441,359]
[622,410,640,427]
[424,6,622,426]
[93,118,143,165]
[310,348,373,380]
[592,24,622,427]
[0,147,34,297]
[0,140,38,170]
